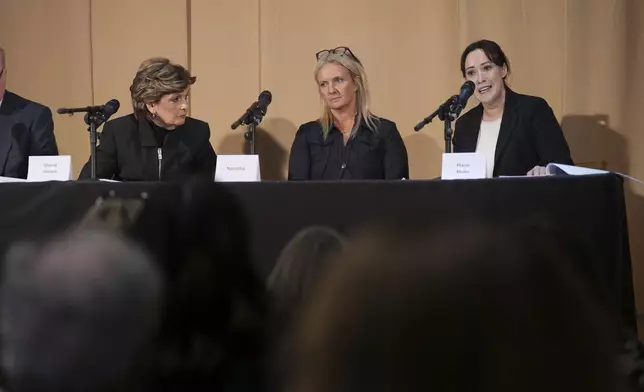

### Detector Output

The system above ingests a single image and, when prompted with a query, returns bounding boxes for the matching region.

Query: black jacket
[453,88,573,176]
[0,90,59,178]
[79,114,216,181]
[288,117,409,180]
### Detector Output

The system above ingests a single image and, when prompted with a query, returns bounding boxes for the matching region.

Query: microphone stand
[414,95,458,153]
[242,107,267,155]
[244,122,257,155]
[442,111,456,154]
[84,111,106,180]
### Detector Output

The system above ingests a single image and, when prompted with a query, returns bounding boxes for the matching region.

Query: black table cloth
[0,174,635,331]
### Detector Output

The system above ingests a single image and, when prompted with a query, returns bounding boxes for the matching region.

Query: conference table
[0,174,635,332]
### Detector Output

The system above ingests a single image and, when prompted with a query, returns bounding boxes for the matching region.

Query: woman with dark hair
[452,40,573,177]
[141,179,269,391]
[79,57,216,181]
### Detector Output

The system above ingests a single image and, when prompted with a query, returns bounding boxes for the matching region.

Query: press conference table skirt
[0,175,634,331]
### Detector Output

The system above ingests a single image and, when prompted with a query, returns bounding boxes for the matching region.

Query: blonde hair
[129,57,196,119]
[314,53,379,139]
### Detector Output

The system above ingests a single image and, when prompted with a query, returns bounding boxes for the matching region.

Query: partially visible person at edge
[79,57,216,181]
[0,46,59,179]
[288,46,409,180]
[452,39,573,177]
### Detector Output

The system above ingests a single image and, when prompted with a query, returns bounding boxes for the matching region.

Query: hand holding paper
[527,165,549,176]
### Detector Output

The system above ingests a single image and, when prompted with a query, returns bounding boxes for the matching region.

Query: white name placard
[441,153,486,180]
[27,155,72,182]
[214,154,261,182]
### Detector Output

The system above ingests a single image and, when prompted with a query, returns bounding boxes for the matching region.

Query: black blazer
[79,114,216,181]
[288,117,409,180]
[453,88,573,176]
[0,90,59,178]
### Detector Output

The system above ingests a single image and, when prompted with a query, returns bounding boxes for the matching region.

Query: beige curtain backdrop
[2,0,644,330]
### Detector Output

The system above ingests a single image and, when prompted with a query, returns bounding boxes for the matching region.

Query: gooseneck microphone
[56,99,121,180]
[231,90,273,155]
[231,91,272,130]
[83,99,120,127]
[413,81,476,153]
[450,81,475,118]
[413,81,476,132]
[57,99,120,116]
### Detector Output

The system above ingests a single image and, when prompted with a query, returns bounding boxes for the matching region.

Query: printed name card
[441,153,486,180]
[27,155,72,182]
[214,154,261,182]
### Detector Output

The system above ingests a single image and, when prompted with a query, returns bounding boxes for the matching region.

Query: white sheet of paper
[441,153,486,180]
[214,154,261,182]
[27,155,72,182]
[0,176,27,183]
[546,163,608,176]
[546,163,644,185]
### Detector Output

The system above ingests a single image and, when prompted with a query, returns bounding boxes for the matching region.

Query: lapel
[162,128,190,176]
[458,105,484,151]
[322,121,336,147]
[137,116,160,180]
[137,116,158,147]
[494,88,520,167]
[0,91,17,174]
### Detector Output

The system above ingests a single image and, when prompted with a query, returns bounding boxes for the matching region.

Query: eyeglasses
[0,68,4,79]
[316,47,362,65]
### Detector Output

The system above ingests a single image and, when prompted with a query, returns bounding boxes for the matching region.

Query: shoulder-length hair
[129,57,196,119]
[314,53,379,139]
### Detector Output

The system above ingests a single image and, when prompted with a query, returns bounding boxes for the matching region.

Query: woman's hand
[527,165,549,176]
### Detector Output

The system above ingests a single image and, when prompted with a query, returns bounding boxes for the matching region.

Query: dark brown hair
[460,39,511,82]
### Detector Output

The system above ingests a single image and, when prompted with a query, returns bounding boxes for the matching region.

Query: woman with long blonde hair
[288,47,408,180]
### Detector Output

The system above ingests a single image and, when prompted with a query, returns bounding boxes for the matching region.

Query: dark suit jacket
[78,114,216,181]
[288,117,409,180]
[0,90,59,178]
[452,88,573,176]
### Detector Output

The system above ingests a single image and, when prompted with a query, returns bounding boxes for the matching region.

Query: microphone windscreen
[104,99,120,116]
[461,81,475,97]
[257,90,272,107]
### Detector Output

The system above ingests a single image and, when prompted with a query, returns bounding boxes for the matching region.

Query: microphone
[101,99,120,118]
[414,82,475,132]
[84,99,120,127]
[449,81,475,118]
[57,99,120,115]
[231,90,272,130]
[414,95,458,132]
[58,99,120,181]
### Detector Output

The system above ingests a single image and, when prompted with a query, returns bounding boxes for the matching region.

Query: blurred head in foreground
[1,229,162,392]
[292,224,623,392]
